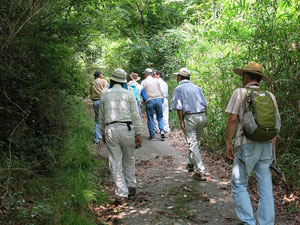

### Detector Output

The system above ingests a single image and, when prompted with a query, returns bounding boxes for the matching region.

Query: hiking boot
[192,172,207,181]
[148,136,156,141]
[113,197,128,206]
[128,187,137,197]
[160,133,166,141]
[186,164,194,172]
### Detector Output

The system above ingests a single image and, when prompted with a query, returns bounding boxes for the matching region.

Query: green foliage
[1,99,105,225]
[94,0,299,190]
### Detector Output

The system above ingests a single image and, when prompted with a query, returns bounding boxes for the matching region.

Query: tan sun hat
[174,68,191,77]
[110,69,127,83]
[129,72,141,81]
[233,62,270,82]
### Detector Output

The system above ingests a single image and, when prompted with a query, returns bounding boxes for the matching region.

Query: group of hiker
[90,62,280,225]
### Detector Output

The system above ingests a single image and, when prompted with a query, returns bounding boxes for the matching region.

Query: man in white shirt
[99,69,142,204]
[141,68,165,141]
[153,71,170,133]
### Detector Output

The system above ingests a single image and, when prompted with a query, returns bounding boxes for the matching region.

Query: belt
[184,111,205,115]
[106,121,132,131]
[92,99,100,101]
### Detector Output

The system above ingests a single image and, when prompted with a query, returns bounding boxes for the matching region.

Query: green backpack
[242,87,280,142]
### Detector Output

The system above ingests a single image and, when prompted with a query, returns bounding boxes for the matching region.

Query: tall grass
[1,98,105,225]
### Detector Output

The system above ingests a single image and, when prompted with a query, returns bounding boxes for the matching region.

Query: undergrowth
[0,99,105,225]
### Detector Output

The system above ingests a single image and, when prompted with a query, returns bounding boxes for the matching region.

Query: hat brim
[110,77,127,83]
[233,68,271,82]
[173,72,191,77]
[129,75,141,81]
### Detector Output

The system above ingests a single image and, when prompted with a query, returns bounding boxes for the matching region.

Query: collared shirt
[90,78,108,100]
[171,80,207,114]
[99,84,142,134]
[158,78,168,98]
[225,84,279,147]
[141,76,164,101]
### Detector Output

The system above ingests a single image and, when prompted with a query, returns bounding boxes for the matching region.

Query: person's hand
[135,134,142,148]
[102,134,106,144]
[180,121,185,134]
[226,141,234,160]
[204,121,208,127]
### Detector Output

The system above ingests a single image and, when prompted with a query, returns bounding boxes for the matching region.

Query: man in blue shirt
[171,68,208,181]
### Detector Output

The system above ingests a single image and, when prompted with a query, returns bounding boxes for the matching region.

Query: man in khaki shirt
[99,69,142,204]
[90,71,108,143]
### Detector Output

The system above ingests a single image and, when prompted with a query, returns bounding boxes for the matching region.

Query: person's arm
[225,113,238,160]
[130,92,143,148]
[272,136,277,162]
[141,88,147,102]
[204,107,208,127]
[99,97,106,143]
[177,109,185,134]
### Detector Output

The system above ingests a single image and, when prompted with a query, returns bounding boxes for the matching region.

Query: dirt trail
[92,117,293,225]
[94,118,237,225]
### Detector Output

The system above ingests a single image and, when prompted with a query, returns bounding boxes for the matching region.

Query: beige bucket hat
[129,72,141,81]
[174,68,191,77]
[233,62,270,82]
[110,69,127,83]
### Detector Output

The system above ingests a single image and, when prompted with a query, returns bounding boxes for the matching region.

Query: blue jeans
[232,142,275,225]
[93,100,102,143]
[145,98,164,138]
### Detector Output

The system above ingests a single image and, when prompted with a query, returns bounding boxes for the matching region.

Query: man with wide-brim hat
[128,73,147,119]
[171,67,208,181]
[233,61,271,82]
[99,68,142,204]
[225,62,280,224]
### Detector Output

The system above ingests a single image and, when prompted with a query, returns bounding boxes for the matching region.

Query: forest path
[94,116,238,225]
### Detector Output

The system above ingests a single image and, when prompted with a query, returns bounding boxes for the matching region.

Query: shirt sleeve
[225,89,241,115]
[129,92,142,134]
[99,95,106,134]
[171,87,183,110]
[158,80,164,97]
[141,88,147,102]
[199,88,207,108]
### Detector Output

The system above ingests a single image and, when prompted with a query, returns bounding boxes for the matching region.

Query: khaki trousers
[184,113,207,174]
[105,123,136,197]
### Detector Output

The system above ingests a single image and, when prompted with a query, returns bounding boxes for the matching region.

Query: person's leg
[93,100,102,143]
[105,124,128,197]
[153,112,159,133]
[232,143,261,225]
[146,100,155,138]
[137,102,142,119]
[119,125,136,189]
[184,115,199,170]
[185,114,205,173]
[154,98,164,134]
[254,142,275,225]
[162,98,170,133]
